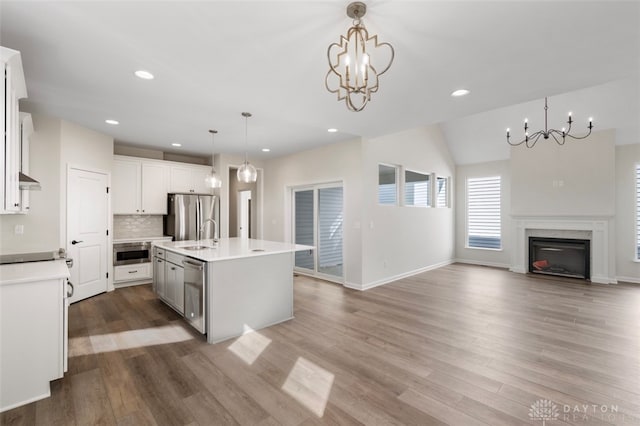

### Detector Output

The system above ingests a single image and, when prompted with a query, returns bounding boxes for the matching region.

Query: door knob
[71,240,83,245]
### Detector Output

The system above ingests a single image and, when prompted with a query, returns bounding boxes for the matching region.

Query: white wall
[615,143,640,283]
[455,160,512,268]
[262,139,364,286]
[510,129,616,217]
[360,125,456,288]
[0,114,61,253]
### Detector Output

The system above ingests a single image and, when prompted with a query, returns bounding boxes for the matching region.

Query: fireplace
[528,237,590,280]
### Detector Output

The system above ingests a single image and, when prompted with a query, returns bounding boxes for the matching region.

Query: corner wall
[361,126,456,288]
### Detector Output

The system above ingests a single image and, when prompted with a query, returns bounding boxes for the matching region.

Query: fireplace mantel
[510,217,614,284]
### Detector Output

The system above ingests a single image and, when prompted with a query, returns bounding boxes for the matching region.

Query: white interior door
[238,190,251,239]
[67,168,109,303]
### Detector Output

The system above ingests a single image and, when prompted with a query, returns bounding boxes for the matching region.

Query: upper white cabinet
[1,47,27,214]
[169,164,212,194]
[113,156,168,214]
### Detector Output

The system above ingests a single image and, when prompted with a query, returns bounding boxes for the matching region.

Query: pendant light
[237,112,257,183]
[205,129,222,188]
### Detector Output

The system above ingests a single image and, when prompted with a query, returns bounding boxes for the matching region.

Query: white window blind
[436,177,448,208]
[318,187,343,277]
[378,164,397,205]
[294,190,315,270]
[404,170,430,207]
[467,176,501,249]
[636,164,640,260]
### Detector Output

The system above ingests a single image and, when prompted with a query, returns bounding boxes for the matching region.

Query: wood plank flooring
[3,264,640,425]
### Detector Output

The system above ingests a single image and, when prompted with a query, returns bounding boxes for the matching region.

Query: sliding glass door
[293,183,344,282]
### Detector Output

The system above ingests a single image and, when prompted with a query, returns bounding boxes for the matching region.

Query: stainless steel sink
[182,245,216,251]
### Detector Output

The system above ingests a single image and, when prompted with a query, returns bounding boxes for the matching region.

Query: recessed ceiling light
[171,143,181,147]
[134,70,154,80]
[451,89,470,97]
[327,128,338,133]
[105,119,119,125]
[261,148,271,152]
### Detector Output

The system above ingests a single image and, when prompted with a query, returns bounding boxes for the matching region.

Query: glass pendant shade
[205,171,222,188]
[237,112,257,183]
[237,160,257,183]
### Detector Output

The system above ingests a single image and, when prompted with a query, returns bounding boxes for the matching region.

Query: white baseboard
[455,258,511,269]
[616,275,640,284]
[353,259,454,291]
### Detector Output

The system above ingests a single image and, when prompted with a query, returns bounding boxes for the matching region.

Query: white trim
[454,258,510,269]
[350,259,454,291]
[0,390,51,413]
[617,275,640,285]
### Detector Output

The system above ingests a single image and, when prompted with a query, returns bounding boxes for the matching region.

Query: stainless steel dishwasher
[183,258,206,334]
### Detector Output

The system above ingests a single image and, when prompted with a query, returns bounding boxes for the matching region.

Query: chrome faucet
[199,218,218,242]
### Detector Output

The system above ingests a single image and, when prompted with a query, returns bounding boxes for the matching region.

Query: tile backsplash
[113,215,163,239]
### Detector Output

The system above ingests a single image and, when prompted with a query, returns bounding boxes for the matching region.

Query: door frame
[224,165,264,239]
[238,189,252,238]
[64,164,113,292]
[289,180,345,285]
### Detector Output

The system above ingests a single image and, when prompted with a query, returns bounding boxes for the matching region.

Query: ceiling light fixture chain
[237,112,257,183]
[325,1,395,112]
[506,97,593,148]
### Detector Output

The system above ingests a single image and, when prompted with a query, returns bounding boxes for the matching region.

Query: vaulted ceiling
[1,1,638,164]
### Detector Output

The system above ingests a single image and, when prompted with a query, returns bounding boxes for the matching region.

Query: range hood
[19,172,41,191]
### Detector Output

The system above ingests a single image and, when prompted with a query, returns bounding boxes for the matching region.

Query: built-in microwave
[113,242,151,266]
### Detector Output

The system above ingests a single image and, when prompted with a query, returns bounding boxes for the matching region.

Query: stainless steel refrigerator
[165,193,219,241]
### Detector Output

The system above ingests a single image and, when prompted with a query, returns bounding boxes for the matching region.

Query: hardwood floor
[3,263,640,425]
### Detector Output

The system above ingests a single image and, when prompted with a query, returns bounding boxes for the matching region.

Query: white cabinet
[154,257,166,298]
[165,258,185,314]
[169,164,212,194]
[1,274,66,412]
[1,47,27,214]
[114,263,152,282]
[153,250,184,314]
[112,156,168,214]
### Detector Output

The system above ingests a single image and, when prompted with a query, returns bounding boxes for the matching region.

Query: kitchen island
[152,238,313,344]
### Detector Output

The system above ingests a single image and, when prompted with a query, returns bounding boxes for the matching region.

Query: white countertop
[113,236,173,244]
[155,238,314,262]
[0,259,70,286]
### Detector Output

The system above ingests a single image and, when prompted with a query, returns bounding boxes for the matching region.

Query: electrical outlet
[14,224,24,235]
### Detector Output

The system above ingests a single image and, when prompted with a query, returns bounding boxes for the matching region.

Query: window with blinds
[636,164,640,260]
[436,176,448,208]
[467,176,501,249]
[378,164,398,205]
[404,170,430,207]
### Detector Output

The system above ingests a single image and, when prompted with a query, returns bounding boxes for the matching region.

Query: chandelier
[237,112,257,183]
[507,97,593,148]
[205,129,222,189]
[325,1,395,112]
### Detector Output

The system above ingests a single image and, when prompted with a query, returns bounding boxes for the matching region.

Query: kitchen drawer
[114,263,152,282]
[166,251,185,266]
[154,246,166,259]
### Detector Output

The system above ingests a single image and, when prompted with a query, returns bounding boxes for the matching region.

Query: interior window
[378,164,398,205]
[404,170,430,207]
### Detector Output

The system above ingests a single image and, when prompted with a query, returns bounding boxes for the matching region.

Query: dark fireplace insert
[528,237,590,280]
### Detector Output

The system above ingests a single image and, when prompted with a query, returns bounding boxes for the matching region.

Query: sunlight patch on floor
[69,324,193,356]
[227,325,272,365]
[282,357,335,417]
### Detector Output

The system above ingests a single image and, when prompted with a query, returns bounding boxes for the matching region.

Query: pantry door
[67,167,109,303]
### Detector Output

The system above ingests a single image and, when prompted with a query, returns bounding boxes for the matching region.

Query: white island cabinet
[0,260,69,412]
[153,238,313,344]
